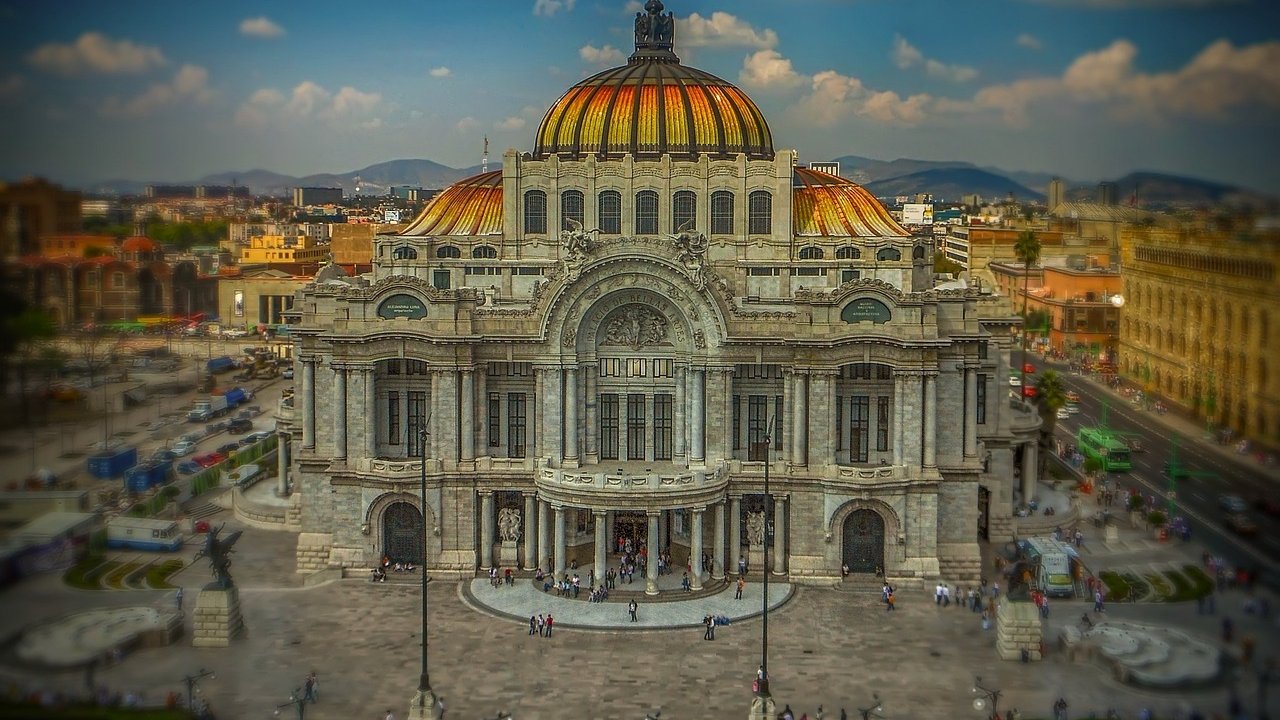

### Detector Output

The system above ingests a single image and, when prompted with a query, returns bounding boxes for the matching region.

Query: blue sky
[1,0,1278,192]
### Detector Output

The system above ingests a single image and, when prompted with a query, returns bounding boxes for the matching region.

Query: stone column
[645,512,660,595]
[460,369,475,462]
[674,365,687,460]
[729,496,742,572]
[475,367,488,456]
[553,506,567,576]
[593,510,607,580]
[537,499,551,572]
[363,367,377,459]
[522,494,537,570]
[657,510,667,552]
[276,433,289,496]
[782,370,793,461]
[905,373,923,467]
[691,368,706,463]
[1021,442,1038,505]
[333,366,347,460]
[807,371,835,467]
[690,508,704,590]
[712,500,726,579]
[479,491,495,569]
[892,373,904,465]
[964,367,978,459]
[584,365,598,463]
[791,372,808,465]
[564,367,579,462]
[924,372,938,469]
[302,359,315,448]
[773,496,788,575]
[533,368,545,459]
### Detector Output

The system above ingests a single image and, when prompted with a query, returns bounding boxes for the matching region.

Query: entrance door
[977,486,991,541]
[383,502,424,563]
[841,509,884,574]
[613,511,647,551]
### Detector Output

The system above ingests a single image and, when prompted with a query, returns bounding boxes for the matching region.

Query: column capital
[592,509,605,518]
[646,509,660,518]
[690,507,705,516]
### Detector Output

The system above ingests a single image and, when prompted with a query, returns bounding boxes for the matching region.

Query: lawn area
[1099,570,1131,601]
[64,556,119,590]
[63,556,183,591]
[144,560,184,589]
[1182,565,1217,597]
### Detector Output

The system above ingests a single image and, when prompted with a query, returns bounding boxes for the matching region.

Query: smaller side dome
[401,171,503,237]
[792,167,910,238]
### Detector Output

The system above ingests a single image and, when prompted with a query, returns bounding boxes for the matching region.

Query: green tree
[1034,369,1067,478]
[933,250,964,276]
[1014,229,1042,389]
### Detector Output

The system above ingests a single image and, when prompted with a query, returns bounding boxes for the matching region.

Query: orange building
[991,262,1122,357]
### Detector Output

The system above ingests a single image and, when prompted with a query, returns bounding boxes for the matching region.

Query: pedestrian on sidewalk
[537,613,545,637]
[175,587,183,612]
[735,577,745,599]
[528,615,537,636]
[545,614,554,637]
[629,599,639,622]
[703,614,715,640]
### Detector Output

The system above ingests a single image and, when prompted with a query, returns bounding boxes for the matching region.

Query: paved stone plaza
[2,514,1277,720]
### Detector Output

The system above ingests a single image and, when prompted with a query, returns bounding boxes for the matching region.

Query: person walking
[175,587,183,612]
[735,576,745,600]
[545,614,554,637]
[704,614,715,641]
[629,599,639,622]
[303,672,318,703]
[886,589,896,612]
[385,710,396,720]
[537,613,546,637]
[528,615,537,636]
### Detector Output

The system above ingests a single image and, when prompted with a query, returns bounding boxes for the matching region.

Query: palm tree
[1013,229,1042,390]
[1034,369,1068,464]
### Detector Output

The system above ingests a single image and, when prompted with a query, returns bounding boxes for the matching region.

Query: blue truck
[206,356,237,374]
[187,386,249,423]
[88,446,139,479]
[124,461,173,493]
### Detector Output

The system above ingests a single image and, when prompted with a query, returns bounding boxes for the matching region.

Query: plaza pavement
[0,507,1277,719]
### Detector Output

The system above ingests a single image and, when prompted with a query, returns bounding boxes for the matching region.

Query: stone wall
[191,587,245,649]
[996,599,1043,661]
[295,532,333,573]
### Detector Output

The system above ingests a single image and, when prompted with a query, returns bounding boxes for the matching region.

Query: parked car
[238,435,258,447]
[1218,494,1248,513]
[282,367,294,379]
[172,440,197,457]
[194,520,211,533]
[1225,513,1258,537]
[1022,385,1038,398]
[177,460,201,475]
[1022,362,1036,374]
[248,431,273,443]
[193,452,224,468]
[1056,408,1070,419]
[150,449,177,463]
[216,442,239,456]
[226,418,252,434]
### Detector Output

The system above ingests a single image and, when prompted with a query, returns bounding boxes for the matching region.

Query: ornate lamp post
[857,694,886,720]
[411,424,440,719]
[750,417,777,719]
[181,669,215,714]
[971,676,1002,720]
[273,689,305,720]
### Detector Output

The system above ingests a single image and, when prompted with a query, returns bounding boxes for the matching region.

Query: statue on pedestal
[745,511,766,547]
[497,507,523,543]
[193,524,242,590]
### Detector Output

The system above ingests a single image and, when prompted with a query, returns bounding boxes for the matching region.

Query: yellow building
[240,234,330,265]
[1118,225,1279,447]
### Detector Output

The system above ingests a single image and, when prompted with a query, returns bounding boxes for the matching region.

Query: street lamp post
[181,668,215,714]
[759,416,776,698]
[411,424,439,719]
[972,676,1002,720]
[857,694,885,720]
[273,689,305,720]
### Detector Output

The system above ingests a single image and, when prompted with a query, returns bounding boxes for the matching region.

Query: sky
[1,0,1278,193]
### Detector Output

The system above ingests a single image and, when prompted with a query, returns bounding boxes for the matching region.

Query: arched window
[392,246,417,260]
[748,190,772,234]
[472,245,497,259]
[798,246,824,260]
[913,245,927,261]
[635,190,659,234]
[598,190,621,234]
[876,247,901,261]
[561,189,584,229]
[710,190,734,234]
[835,246,860,260]
[672,190,697,232]
[436,245,461,259]
[524,190,547,234]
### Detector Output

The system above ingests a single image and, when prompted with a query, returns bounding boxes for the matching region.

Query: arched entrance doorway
[842,509,884,574]
[382,502,423,563]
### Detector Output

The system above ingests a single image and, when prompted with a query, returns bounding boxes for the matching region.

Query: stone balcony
[1008,397,1042,436]
[730,459,917,487]
[535,460,731,510]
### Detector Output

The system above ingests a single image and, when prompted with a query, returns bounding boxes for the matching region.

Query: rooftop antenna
[482,135,490,174]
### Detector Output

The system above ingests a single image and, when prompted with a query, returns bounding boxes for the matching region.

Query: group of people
[488,566,514,588]
[370,556,415,582]
[527,613,555,637]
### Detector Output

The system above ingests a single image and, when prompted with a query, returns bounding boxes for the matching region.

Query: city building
[280,2,1038,588]
[217,267,304,331]
[144,185,198,200]
[1117,224,1278,447]
[329,222,405,269]
[239,234,330,265]
[293,187,344,207]
[990,261,1122,357]
[0,178,82,259]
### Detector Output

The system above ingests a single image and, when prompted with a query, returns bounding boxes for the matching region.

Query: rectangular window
[387,392,400,445]
[652,359,673,378]
[979,341,989,359]
[598,191,622,234]
[626,358,647,377]
[407,391,426,455]
[598,358,622,377]
[635,191,658,234]
[711,191,734,235]
[747,267,780,276]
[747,395,768,461]
[850,396,869,463]
[876,396,890,451]
[976,374,987,425]
[626,393,646,460]
[432,269,451,290]
[835,394,843,451]
[386,359,401,375]
[774,395,783,451]
[748,190,772,234]
[406,360,428,375]
[600,393,619,460]
[790,267,823,277]
[507,393,527,458]
[732,395,742,451]
[841,269,861,283]
[672,190,696,233]
[877,365,892,380]
[515,267,545,275]
[487,392,500,448]
[653,394,673,461]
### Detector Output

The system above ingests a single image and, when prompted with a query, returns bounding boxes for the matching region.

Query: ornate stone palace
[279,1,1038,589]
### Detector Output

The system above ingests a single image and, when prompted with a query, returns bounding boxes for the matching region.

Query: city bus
[1077,426,1132,472]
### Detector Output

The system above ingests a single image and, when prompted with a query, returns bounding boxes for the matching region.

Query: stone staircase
[834,575,885,594]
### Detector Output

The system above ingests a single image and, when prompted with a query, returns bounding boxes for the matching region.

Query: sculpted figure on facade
[497,507,522,543]
[603,306,668,350]
[745,511,766,547]
[669,219,710,290]
[559,217,599,282]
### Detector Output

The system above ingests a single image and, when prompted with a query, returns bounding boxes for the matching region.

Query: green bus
[1077,426,1132,472]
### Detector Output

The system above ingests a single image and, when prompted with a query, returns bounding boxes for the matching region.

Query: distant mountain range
[79,155,1266,206]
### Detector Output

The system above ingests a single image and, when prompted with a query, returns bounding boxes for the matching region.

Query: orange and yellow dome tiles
[792,167,910,238]
[400,170,503,237]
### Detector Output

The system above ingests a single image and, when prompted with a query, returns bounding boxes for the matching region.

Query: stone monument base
[748,548,765,574]
[192,586,245,648]
[407,688,442,720]
[498,540,519,566]
[748,693,777,720]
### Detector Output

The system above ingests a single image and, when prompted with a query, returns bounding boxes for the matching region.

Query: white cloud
[456,116,481,132]
[893,35,977,82]
[235,81,382,128]
[797,69,932,126]
[946,38,1280,126]
[533,0,576,16]
[495,116,527,131]
[100,64,212,118]
[1016,33,1044,50]
[579,44,624,66]
[0,73,24,100]
[239,17,285,38]
[28,32,165,75]
[681,12,777,49]
[429,66,451,78]
[359,118,384,130]
[739,50,805,90]
[624,0,644,12]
